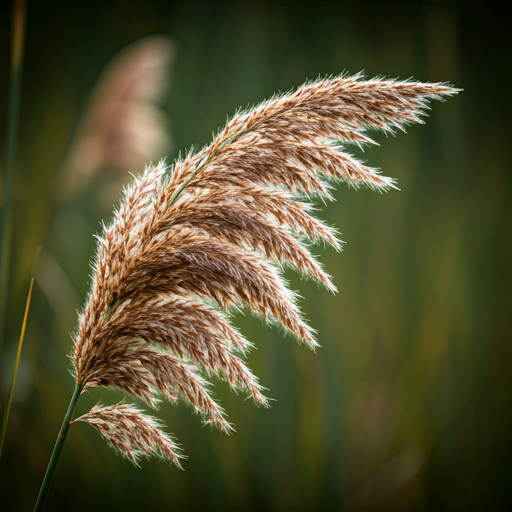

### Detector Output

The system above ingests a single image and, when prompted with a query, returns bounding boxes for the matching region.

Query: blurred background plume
[61,36,173,200]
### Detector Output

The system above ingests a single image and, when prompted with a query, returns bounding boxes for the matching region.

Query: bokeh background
[1,1,510,510]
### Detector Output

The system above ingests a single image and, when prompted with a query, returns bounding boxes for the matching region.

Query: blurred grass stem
[0,0,27,346]
[0,277,33,458]
[33,383,83,512]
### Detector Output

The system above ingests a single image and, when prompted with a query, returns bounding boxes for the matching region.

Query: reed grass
[0,243,39,459]
[0,0,27,347]
[33,73,458,510]
[0,277,33,458]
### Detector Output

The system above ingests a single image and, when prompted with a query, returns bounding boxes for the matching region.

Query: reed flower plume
[35,73,458,511]
[61,36,174,198]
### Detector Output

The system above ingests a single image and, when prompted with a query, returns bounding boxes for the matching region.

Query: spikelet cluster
[72,403,183,467]
[72,74,458,465]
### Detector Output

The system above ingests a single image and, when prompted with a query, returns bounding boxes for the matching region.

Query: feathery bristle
[71,74,459,466]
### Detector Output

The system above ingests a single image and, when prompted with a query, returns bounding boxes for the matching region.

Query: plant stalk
[33,383,83,512]
[0,277,34,458]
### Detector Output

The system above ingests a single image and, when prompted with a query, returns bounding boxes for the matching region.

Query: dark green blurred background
[1,1,510,510]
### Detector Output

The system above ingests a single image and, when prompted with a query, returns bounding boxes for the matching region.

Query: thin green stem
[0,0,27,347]
[168,126,248,209]
[0,277,33,458]
[33,383,83,512]
[168,150,219,208]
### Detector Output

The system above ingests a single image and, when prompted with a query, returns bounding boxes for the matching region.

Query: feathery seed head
[71,74,459,465]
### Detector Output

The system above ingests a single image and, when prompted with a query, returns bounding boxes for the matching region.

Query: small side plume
[72,402,183,468]
[61,36,174,198]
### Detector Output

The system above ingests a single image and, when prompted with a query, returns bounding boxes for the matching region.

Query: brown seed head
[71,74,459,465]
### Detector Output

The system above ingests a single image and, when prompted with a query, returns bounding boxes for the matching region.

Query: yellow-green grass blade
[0,276,34,459]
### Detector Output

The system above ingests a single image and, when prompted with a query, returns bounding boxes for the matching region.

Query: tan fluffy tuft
[71,74,459,465]
[72,403,183,468]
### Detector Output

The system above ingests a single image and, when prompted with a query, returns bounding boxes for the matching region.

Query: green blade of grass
[0,276,34,458]
[0,0,27,348]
